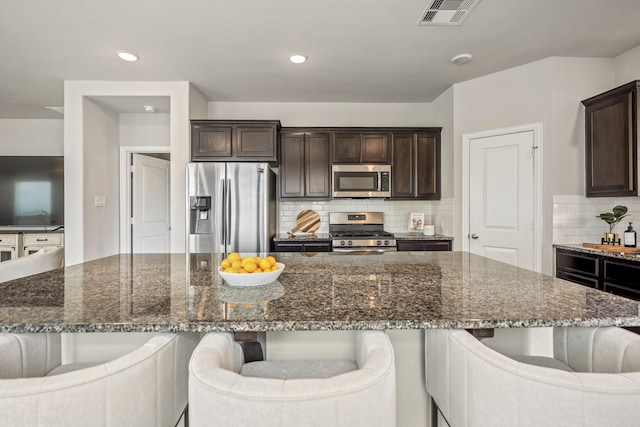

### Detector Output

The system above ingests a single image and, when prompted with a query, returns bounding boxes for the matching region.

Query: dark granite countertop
[273,233,331,242]
[273,233,453,242]
[393,233,453,241]
[1,252,638,333]
[554,244,640,262]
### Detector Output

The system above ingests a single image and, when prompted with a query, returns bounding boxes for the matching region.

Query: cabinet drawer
[602,258,640,288]
[556,250,599,277]
[23,234,63,246]
[603,281,640,301]
[0,234,19,246]
[423,241,452,251]
[273,243,305,252]
[557,270,599,289]
[302,243,331,252]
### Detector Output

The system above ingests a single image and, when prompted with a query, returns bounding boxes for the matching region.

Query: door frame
[462,123,543,273]
[119,146,170,253]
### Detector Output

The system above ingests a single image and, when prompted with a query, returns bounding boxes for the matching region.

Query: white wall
[64,81,195,265]
[447,57,616,274]
[0,119,63,155]
[209,102,434,127]
[119,113,170,146]
[615,44,640,84]
[83,98,120,261]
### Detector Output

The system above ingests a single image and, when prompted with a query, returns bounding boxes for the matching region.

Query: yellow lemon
[259,259,271,271]
[241,256,256,266]
[238,269,249,274]
[228,252,241,262]
[231,260,242,270]
[243,262,258,273]
[221,259,231,269]
[270,265,279,271]
[266,256,276,266]
[224,267,234,273]
[255,268,263,273]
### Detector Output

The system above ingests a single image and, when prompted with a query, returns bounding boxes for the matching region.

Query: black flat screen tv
[0,156,64,227]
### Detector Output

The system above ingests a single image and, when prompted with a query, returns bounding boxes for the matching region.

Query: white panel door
[132,154,170,253]
[469,130,535,270]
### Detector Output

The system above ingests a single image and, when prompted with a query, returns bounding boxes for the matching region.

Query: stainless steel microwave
[332,164,391,198]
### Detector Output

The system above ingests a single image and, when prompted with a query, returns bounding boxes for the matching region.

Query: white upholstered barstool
[0,247,64,283]
[189,330,396,427]
[425,327,640,427]
[0,332,199,427]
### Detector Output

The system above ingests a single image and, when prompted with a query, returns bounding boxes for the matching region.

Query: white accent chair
[189,330,396,427]
[0,247,64,283]
[0,332,199,427]
[425,327,640,427]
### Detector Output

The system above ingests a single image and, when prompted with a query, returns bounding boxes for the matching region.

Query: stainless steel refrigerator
[187,162,276,254]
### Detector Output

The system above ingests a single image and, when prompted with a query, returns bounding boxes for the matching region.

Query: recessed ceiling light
[143,105,157,113]
[117,50,139,62]
[451,53,472,65]
[289,53,307,64]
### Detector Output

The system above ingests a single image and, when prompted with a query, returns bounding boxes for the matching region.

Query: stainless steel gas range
[329,212,397,254]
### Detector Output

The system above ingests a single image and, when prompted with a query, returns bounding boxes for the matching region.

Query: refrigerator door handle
[220,178,226,247]
[226,178,232,253]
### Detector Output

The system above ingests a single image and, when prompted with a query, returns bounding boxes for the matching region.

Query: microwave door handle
[377,173,381,192]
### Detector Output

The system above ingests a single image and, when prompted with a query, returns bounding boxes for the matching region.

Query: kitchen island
[1,251,638,333]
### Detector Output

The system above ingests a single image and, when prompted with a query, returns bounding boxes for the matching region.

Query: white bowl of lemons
[218,254,284,287]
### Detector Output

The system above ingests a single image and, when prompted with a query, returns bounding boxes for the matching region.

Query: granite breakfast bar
[1,251,639,333]
[3,251,640,427]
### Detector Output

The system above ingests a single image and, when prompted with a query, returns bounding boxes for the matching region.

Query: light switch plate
[95,196,106,207]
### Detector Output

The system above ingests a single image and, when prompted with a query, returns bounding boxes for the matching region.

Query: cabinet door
[191,124,232,160]
[361,133,390,163]
[333,133,361,163]
[584,86,637,197]
[415,133,441,199]
[423,241,452,251]
[235,126,277,159]
[602,258,640,300]
[391,133,415,198]
[280,133,306,198]
[555,249,600,289]
[305,133,331,198]
[396,240,424,251]
[0,234,19,262]
[274,243,305,252]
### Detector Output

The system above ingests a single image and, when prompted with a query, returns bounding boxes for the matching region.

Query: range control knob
[347,240,353,246]
[376,240,382,246]
[383,240,389,246]
[340,240,346,246]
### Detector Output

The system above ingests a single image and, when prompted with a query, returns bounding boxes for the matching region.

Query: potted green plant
[596,205,629,244]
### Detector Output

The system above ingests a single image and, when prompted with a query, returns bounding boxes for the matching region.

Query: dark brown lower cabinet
[397,240,452,251]
[555,248,640,301]
[273,241,331,252]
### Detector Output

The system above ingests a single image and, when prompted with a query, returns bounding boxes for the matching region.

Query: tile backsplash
[553,195,640,244]
[278,198,454,236]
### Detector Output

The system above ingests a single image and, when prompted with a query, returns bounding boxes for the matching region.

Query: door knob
[471,233,479,239]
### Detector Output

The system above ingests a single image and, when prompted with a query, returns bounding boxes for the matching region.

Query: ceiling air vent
[417,0,481,26]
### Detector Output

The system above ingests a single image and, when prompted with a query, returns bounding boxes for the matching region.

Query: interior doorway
[462,123,543,272]
[119,146,170,253]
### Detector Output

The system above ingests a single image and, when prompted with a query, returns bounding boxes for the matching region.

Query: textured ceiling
[2,0,640,118]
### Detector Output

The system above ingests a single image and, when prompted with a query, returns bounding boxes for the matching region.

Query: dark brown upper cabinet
[191,120,281,162]
[391,130,441,200]
[279,130,331,200]
[333,132,390,164]
[582,81,639,197]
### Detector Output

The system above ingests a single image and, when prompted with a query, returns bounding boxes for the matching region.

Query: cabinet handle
[471,233,479,239]
[36,238,48,242]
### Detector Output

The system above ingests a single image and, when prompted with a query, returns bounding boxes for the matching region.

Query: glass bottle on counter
[623,222,637,248]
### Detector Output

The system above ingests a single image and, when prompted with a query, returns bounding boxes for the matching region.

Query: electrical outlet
[95,196,106,207]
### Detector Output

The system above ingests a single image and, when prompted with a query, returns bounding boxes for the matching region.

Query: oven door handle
[331,248,397,254]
